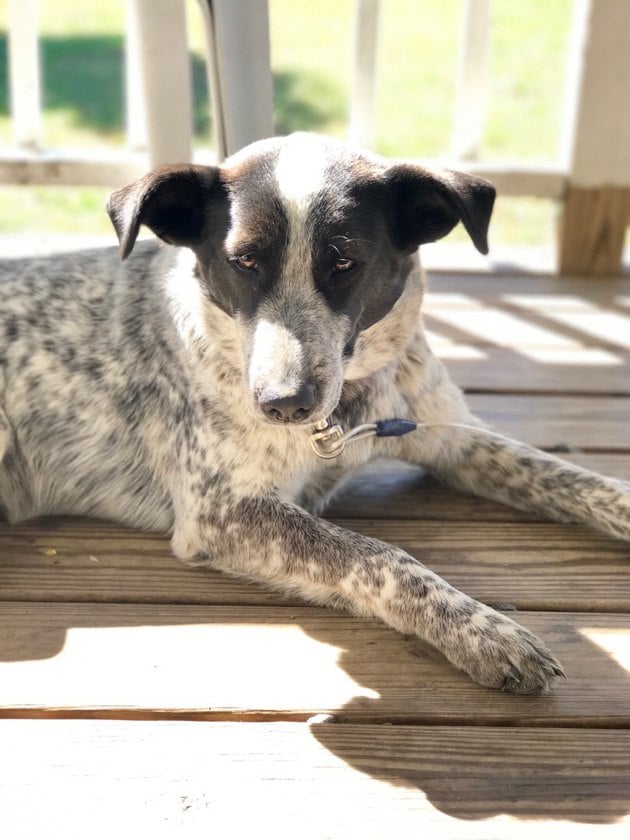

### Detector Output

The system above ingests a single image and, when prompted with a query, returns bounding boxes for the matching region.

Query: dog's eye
[332,258,357,275]
[232,253,258,272]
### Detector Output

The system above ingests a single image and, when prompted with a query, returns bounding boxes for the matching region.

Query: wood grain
[330,454,630,518]
[439,346,630,394]
[2,514,629,611]
[2,604,630,725]
[425,271,630,299]
[559,186,630,277]
[2,721,630,837]
[468,393,630,449]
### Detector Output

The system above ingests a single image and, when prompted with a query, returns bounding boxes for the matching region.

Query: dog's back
[0,242,176,528]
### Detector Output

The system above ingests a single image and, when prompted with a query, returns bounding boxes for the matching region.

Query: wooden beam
[0,150,149,186]
[559,186,630,276]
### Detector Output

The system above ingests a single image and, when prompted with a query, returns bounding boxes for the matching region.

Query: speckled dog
[1,133,629,693]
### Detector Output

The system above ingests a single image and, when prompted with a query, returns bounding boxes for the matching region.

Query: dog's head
[108,133,494,425]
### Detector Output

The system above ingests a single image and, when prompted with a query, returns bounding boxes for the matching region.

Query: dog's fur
[1,133,629,693]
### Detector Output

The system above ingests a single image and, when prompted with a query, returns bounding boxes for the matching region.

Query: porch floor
[1,267,630,838]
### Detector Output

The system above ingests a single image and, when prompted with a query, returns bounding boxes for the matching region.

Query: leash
[309,417,527,459]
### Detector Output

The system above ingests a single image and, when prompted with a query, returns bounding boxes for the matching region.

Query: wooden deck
[1,270,630,838]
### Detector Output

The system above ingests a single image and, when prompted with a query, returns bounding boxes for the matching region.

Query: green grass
[0,0,573,245]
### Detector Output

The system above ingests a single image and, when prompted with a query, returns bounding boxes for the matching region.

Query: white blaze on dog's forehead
[248,319,305,395]
[275,135,330,210]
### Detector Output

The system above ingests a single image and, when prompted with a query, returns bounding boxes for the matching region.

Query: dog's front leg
[396,363,630,541]
[172,493,563,693]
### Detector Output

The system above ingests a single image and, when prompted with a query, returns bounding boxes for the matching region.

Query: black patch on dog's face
[193,148,291,320]
[304,163,412,337]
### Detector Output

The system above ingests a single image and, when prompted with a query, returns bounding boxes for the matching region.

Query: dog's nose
[258,383,318,423]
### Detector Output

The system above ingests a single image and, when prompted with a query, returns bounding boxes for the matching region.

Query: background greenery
[0,0,573,246]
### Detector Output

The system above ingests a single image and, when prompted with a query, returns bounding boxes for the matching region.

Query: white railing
[2,0,629,274]
[349,0,630,275]
[1,0,273,184]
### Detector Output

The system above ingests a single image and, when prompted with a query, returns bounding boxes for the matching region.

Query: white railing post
[125,0,149,154]
[196,0,273,161]
[349,0,381,149]
[8,0,42,150]
[559,0,630,275]
[451,0,491,161]
[125,0,193,167]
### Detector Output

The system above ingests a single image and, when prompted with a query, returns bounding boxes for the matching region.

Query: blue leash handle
[375,418,418,438]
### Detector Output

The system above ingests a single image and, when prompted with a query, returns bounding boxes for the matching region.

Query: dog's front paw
[453,610,564,694]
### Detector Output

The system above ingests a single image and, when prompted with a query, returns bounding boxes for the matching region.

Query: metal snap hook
[309,419,346,459]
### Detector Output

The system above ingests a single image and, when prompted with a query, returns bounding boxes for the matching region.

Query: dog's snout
[258,383,318,424]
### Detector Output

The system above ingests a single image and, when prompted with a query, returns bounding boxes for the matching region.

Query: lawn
[0,0,573,246]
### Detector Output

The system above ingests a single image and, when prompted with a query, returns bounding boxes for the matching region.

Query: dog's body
[1,133,629,692]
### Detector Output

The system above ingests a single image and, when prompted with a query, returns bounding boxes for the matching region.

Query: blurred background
[0,0,607,266]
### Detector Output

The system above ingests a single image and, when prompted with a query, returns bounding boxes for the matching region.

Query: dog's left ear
[107,164,222,259]
[384,164,496,254]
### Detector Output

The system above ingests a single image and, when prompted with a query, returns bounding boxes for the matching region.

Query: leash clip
[310,417,419,460]
[309,419,346,459]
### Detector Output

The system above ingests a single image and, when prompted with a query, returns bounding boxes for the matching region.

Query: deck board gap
[3,708,630,730]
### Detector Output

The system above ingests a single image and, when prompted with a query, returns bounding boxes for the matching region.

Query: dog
[1,132,629,693]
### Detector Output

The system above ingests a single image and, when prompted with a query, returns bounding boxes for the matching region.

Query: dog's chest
[194,386,364,507]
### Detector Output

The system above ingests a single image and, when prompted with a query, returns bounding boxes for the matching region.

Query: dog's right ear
[107,165,222,259]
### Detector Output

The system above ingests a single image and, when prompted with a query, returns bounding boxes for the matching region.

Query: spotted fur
[1,133,628,693]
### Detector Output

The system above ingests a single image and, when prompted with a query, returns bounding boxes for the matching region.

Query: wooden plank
[426,301,630,352]
[341,519,630,612]
[425,272,630,300]
[1,604,630,724]
[427,288,630,310]
[438,346,630,394]
[425,307,588,350]
[2,504,630,610]
[3,721,630,837]
[468,394,630,450]
[331,453,630,517]
[422,275,630,389]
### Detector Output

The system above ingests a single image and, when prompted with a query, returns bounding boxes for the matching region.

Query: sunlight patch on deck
[1,622,380,710]
[579,627,630,674]
[428,307,582,348]
[516,347,622,365]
